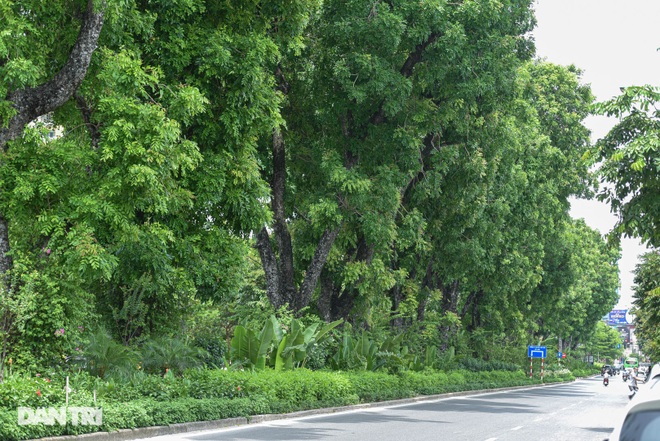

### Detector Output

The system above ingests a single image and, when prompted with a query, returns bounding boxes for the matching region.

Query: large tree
[255,0,537,319]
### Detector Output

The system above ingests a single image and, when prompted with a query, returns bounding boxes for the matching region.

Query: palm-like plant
[79,328,138,380]
[141,337,206,376]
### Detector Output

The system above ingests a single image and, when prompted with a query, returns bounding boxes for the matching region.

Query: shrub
[399,370,450,395]
[459,357,521,372]
[343,371,412,402]
[0,372,103,411]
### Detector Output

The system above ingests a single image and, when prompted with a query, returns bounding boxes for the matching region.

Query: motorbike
[603,376,609,386]
[622,371,629,381]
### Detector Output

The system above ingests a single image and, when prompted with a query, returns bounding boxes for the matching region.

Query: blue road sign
[528,345,547,358]
[557,351,562,358]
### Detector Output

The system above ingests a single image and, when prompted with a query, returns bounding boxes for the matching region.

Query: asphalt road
[137,376,633,441]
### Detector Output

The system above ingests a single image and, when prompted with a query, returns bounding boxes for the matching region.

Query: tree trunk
[442,280,460,314]
[415,259,435,322]
[0,0,106,149]
[0,216,12,286]
[318,269,359,323]
[255,129,342,313]
[270,129,297,306]
[390,284,404,329]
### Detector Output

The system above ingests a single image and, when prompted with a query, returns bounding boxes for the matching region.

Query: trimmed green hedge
[0,397,270,441]
[0,368,575,440]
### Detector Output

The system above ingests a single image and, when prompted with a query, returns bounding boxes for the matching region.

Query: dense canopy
[0,0,624,376]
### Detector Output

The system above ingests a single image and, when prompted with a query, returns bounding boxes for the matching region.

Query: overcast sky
[532,0,659,310]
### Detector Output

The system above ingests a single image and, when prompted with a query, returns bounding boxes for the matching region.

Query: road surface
[136,376,632,441]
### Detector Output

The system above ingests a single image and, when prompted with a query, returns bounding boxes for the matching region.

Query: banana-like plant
[330,332,437,372]
[229,316,276,370]
[330,332,385,371]
[273,318,342,371]
[230,315,342,371]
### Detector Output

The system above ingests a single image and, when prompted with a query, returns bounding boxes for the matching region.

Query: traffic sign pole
[529,358,533,378]
[541,358,544,382]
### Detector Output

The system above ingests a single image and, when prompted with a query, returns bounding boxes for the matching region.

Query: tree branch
[297,223,343,311]
[75,92,101,149]
[0,0,106,150]
[368,31,442,126]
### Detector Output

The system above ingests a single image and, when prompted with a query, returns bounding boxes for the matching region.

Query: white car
[607,364,660,441]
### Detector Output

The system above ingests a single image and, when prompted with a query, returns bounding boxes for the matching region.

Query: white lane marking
[533,417,544,422]
[484,438,498,441]
[511,426,524,431]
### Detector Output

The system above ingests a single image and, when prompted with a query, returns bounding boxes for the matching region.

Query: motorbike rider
[628,369,642,399]
[603,370,610,386]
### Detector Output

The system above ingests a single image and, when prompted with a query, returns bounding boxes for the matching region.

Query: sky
[532,0,659,310]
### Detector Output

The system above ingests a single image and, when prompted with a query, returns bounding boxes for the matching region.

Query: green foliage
[0,374,60,409]
[0,284,35,381]
[587,322,624,362]
[140,337,206,376]
[272,318,343,371]
[76,329,138,380]
[591,85,660,247]
[631,250,660,359]
[0,396,270,441]
[0,0,623,408]
[230,320,274,371]
[330,331,382,371]
[459,357,521,373]
[329,330,425,373]
[229,315,342,371]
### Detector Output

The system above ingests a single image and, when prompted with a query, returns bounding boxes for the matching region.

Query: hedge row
[0,368,574,440]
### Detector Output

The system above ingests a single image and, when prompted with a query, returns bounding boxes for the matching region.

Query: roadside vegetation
[0,317,596,440]
[0,310,602,440]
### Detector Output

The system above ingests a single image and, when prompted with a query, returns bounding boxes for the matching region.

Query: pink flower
[46,248,51,255]
[36,373,41,377]
[237,386,241,391]
[54,328,65,337]
[36,390,42,397]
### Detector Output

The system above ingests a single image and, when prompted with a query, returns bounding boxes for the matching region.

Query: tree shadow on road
[187,412,450,441]
[407,397,541,414]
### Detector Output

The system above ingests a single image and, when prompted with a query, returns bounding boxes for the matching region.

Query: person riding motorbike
[628,370,642,399]
[603,371,610,386]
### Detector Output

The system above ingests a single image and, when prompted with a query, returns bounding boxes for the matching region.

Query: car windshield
[620,410,660,441]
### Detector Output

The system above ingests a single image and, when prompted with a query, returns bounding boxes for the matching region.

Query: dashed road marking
[511,426,523,431]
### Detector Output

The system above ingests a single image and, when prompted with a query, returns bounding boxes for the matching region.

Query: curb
[29,381,570,441]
